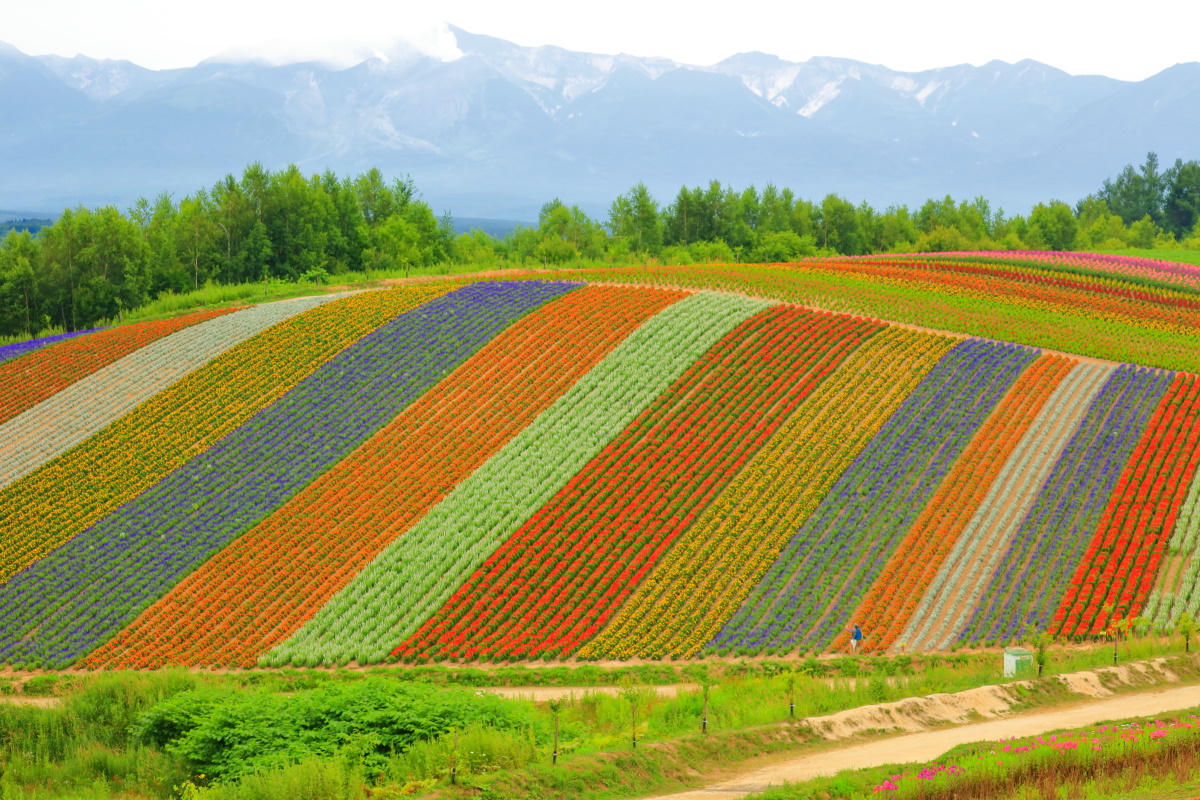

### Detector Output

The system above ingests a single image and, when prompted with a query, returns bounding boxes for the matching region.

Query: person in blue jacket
[849,623,864,653]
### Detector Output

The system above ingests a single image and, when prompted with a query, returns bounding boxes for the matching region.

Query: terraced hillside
[4,251,1200,669]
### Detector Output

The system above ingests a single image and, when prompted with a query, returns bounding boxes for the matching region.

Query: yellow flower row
[0,286,452,584]
[579,326,959,660]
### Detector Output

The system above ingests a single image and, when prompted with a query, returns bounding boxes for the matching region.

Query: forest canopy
[2,153,1199,340]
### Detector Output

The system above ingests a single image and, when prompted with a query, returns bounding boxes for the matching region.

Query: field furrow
[0,308,235,428]
[1055,373,1200,634]
[0,282,574,668]
[1146,458,1200,627]
[267,291,770,667]
[0,328,102,367]
[0,299,329,488]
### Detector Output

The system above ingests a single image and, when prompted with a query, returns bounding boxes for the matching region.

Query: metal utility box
[1004,647,1034,677]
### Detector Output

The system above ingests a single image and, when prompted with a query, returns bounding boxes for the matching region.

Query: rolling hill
[2,251,1200,669]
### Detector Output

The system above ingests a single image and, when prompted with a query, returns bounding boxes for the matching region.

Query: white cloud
[205,25,463,68]
[2,0,1195,80]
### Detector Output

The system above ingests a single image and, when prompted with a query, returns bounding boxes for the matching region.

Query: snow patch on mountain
[798,77,845,117]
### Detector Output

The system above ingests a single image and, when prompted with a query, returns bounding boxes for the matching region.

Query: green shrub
[132,679,536,780]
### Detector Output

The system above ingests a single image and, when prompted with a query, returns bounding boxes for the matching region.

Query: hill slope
[3,252,1200,668]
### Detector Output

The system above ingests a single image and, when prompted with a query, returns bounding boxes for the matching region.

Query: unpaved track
[645,683,1200,800]
[482,684,697,701]
[0,696,59,707]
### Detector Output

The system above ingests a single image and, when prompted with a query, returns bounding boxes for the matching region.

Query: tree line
[1,154,1198,340]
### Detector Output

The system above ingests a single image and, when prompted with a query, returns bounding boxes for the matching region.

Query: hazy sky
[5,0,1196,80]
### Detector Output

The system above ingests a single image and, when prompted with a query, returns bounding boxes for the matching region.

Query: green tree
[1098,152,1168,225]
[1027,200,1078,251]
[1076,199,1130,249]
[208,174,256,282]
[39,207,84,330]
[1164,160,1200,239]
[1128,214,1162,248]
[748,230,817,262]
[452,229,501,266]
[915,195,960,234]
[871,205,919,252]
[0,231,44,337]
[174,194,220,291]
[262,165,329,279]
[75,205,149,325]
[817,194,865,254]
[607,183,662,254]
[367,215,421,276]
[913,225,970,253]
[1177,613,1197,654]
[536,200,604,263]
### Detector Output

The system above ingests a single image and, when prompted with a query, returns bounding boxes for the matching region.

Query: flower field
[709,339,1038,654]
[0,308,232,426]
[398,306,883,662]
[581,327,957,660]
[5,253,1200,669]
[87,285,683,669]
[960,365,1174,645]
[0,327,102,366]
[0,286,449,588]
[0,299,324,488]
[848,353,1077,654]
[898,362,1113,651]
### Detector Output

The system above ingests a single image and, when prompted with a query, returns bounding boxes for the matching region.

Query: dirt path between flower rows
[644,674,1200,799]
[481,683,698,701]
[0,696,59,707]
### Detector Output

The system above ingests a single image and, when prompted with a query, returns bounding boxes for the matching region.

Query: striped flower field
[5,251,1200,669]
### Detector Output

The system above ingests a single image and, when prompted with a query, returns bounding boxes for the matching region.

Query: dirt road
[481,684,697,701]
[0,695,60,707]
[644,683,1200,799]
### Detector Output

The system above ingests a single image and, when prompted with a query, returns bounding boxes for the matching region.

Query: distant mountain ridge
[2,28,1197,218]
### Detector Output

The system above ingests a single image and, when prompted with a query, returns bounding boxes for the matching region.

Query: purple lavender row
[0,328,103,366]
[708,338,1038,654]
[959,364,1173,645]
[0,281,580,668]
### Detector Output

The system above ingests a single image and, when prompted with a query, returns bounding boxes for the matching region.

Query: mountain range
[2,27,1198,220]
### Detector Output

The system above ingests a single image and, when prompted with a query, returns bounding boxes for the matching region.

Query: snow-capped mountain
[2,27,1197,218]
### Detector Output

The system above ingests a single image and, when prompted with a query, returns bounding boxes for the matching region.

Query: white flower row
[263,291,771,667]
[896,361,1112,651]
